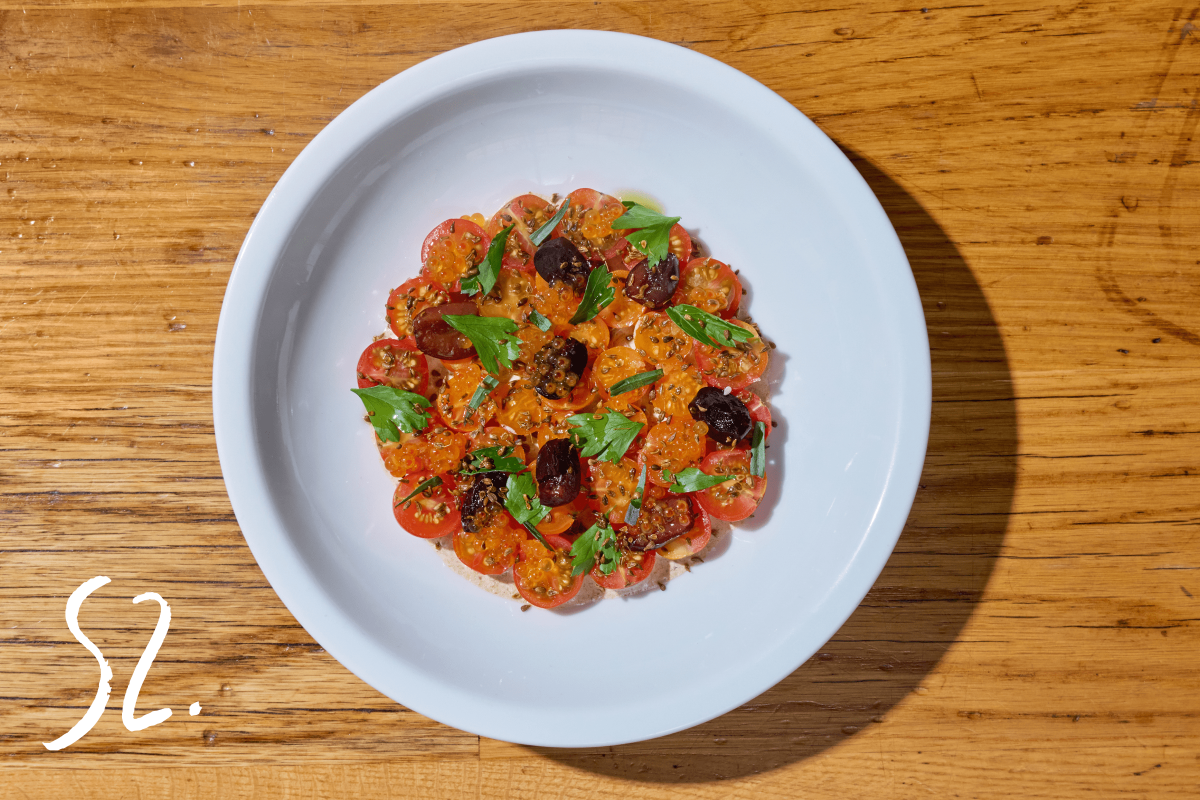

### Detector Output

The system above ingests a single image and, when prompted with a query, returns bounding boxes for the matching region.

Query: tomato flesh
[357,338,430,394]
[591,546,656,589]
[639,418,708,487]
[393,472,460,539]
[387,277,451,341]
[693,320,769,391]
[487,194,555,272]
[693,448,767,522]
[421,218,490,289]
[454,515,522,574]
[659,502,712,560]
[435,361,495,432]
[672,257,742,319]
[551,188,627,263]
[513,534,584,608]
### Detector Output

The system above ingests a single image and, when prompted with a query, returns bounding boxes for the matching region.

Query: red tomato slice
[659,502,711,560]
[386,276,451,342]
[693,449,766,522]
[638,418,708,487]
[513,534,584,609]
[486,194,555,272]
[672,257,742,319]
[736,389,772,438]
[536,494,591,536]
[591,546,656,589]
[550,188,626,263]
[393,472,460,539]
[453,514,523,574]
[356,338,430,394]
[420,218,490,290]
[693,320,770,391]
[435,361,496,433]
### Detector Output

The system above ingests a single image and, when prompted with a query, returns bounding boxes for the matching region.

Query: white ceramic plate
[213,30,930,747]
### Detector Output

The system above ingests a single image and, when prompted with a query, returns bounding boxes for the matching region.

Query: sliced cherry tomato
[597,271,646,330]
[513,533,584,608]
[592,347,650,410]
[514,323,556,370]
[693,448,767,522]
[659,502,711,560]
[591,546,656,589]
[393,472,460,539]
[543,366,598,413]
[693,320,770,391]
[532,272,583,330]
[477,268,536,323]
[569,317,610,352]
[386,277,452,341]
[671,257,742,319]
[633,312,692,367]
[604,223,692,273]
[639,418,708,487]
[468,426,528,463]
[736,389,772,438]
[435,361,496,432]
[422,426,471,474]
[550,188,626,263]
[420,218,490,289]
[453,514,523,574]
[356,338,430,394]
[494,381,553,436]
[486,194,555,272]
[586,456,640,517]
[381,437,427,477]
[649,364,706,424]
[536,494,592,536]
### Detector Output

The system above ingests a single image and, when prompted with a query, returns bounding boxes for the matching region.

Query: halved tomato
[693,320,770,391]
[536,494,593,536]
[649,364,706,425]
[393,472,460,539]
[477,268,536,324]
[638,418,708,487]
[592,347,650,410]
[486,194,555,272]
[659,502,711,560]
[550,188,627,263]
[543,366,598,413]
[513,533,584,608]
[435,361,496,432]
[386,277,451,341]
[604,223,693,273]
[453,514,523,574]
[671,257,742,319]
[356,338,430,394]
[420,218,490,289]
[693,448,767,522]
[736,389,772,438]
[633,312,692,367]
[494,381,553,436]
[591,545,656,589]
[586,456,640,518]
[597,271,646,330]
[569,317,610,352]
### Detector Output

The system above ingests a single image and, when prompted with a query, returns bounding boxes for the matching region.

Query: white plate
[213,30,930,747]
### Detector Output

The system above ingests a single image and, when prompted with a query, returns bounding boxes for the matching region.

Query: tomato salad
[353,189,774,610]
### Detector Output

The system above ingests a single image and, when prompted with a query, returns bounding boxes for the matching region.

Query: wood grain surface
[1,0,1198,797]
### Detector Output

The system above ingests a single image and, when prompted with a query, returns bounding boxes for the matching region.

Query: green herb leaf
[505,471,552,548]
[529,199,570,247]
[566,409,644,463]
[394,475,443,507]
[568,265,615,325]
[569,521,622,577]
[443,314,522,376]
[749,420,767,478]
[624,463,649,526]
[609,368,663,396]
[611,202,681,267]
[667,466,735,494]
[463,374,500,421]
[351,386,432,442]
[461,224,512,297]
[665,304,757,349]
[459,445,525,475]
[527,308,552,332]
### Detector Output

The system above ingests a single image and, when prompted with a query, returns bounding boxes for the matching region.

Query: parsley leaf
[666,466,735,494]
[459,445,525,475]
[609,368,662,396]
[394,475,443,507]
[568,265,615,325]
[443,314,521,375]
[527,308,552,331]
[569,521,622,577]
[665,304,757,349]
[461,224,512,298]
[565,409,644,463]
[351,386,432,442]
[529,199,570,247]
[749,420,767,478]
[624,463,649,526]
[463,374,500,421]
[611,201,681,267]
[504,471,552,548]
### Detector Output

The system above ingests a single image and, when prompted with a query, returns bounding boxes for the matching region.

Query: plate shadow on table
[525,145,1016,782]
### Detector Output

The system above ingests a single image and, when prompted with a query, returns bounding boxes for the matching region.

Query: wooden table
[2,1,1197,796]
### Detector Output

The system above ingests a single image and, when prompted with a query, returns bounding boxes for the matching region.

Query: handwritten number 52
[43,576,188,751]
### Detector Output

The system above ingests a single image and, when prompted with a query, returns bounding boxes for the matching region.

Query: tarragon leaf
[463,374,500,421]
[461,224,512,298]
[443,314,521,376]
[351,385,432,442]
[394,475,443,507]
[529,199,570,247]
[527,308,552,332]
[609,368,662,396]
[665,304,757,349]
[568,265,615,325]
[749,420,767,478]
[623,464,649,526]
